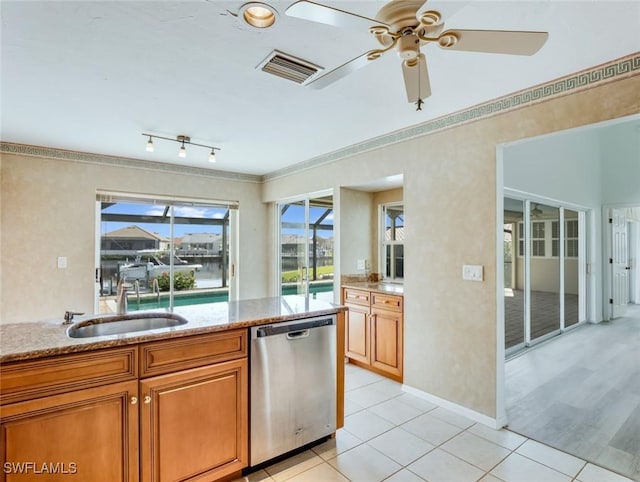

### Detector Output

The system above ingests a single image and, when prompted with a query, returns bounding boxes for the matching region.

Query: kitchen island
[0,296,346,482]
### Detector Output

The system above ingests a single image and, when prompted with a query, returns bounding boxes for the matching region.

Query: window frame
[379,202,404,282]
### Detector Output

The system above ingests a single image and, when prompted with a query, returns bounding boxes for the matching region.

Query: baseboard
[401,384,504,430]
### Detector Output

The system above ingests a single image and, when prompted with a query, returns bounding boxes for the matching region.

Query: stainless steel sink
[67,313,188,338]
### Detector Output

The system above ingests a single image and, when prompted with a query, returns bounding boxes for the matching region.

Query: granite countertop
[341,282,404,295]
[0,296,346,363]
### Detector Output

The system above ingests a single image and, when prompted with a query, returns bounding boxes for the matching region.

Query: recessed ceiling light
[239,2,278,29]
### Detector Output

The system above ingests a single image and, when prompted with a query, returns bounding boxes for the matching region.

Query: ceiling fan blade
[286,0,388,30]
[402,54,431,103]
[306,51,374,89]
[438,29,548,55]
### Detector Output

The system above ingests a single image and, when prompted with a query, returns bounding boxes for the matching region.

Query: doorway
[277,193,334,300]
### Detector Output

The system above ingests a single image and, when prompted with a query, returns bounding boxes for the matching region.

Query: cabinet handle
[130,396,138,405]
[144,395,151,404]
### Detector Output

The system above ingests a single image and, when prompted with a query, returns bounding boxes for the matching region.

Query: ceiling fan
[285,0,548,109]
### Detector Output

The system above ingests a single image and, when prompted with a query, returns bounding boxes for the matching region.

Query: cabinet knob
[144,395,151,404]
[130,396,138,405]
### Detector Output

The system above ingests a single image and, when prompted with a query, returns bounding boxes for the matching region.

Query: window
[565,219,579,257]
[531,221,545,257]
[380,203,404,281]
[97,193,237,313]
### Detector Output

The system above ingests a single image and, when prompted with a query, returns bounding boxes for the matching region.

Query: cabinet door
[371,308,403,380]
[1,380,139,482]
[345,304,370,364]
[139,359,248,482]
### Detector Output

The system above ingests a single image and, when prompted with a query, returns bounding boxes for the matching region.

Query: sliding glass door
[278,193,334,300]
[504,196,586,354]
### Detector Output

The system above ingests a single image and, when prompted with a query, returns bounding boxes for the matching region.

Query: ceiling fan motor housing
[397,34,420,59]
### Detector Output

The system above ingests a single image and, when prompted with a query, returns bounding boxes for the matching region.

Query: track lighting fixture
[142,133,221,163]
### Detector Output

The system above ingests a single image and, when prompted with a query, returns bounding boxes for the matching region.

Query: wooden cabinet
[139,330,248,482]
[343,287,403,381]
[1,348,139,482]
[1,330,249,482]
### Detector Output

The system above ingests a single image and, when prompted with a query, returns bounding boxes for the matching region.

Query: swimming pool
[128,282,333,311]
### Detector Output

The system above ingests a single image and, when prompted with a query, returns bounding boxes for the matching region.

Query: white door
[611,208,630,318]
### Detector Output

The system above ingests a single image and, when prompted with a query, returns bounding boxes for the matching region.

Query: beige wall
[262,75,640,419]
[0,154,268,323]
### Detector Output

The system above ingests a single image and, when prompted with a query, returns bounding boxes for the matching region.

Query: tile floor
[235,363,635,482]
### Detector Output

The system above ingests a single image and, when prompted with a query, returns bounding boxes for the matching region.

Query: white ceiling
[2,1,639,176]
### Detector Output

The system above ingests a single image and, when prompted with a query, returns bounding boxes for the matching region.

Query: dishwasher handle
[286,330,310,340]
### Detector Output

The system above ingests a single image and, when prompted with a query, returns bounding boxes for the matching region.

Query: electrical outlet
[357,259,366,270]
[57,256,68,269]
[462,264,483,281]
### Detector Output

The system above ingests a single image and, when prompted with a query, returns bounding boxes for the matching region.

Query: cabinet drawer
[140,329,247,378]
[344,289,371,306]
[371,292,403,312]
[0,346,137,406]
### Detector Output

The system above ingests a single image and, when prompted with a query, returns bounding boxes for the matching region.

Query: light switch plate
[462,264,483,281]
[357,259,366,270]
[57,256,68,269]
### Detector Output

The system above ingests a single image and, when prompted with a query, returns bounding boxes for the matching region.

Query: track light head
[209,149,216,163]
[145,136,154,152]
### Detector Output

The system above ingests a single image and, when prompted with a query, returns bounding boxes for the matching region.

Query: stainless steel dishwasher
[250,315,336,467]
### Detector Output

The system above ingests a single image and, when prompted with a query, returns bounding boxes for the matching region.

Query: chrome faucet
[116,278,133,315]
[62,310,84,325]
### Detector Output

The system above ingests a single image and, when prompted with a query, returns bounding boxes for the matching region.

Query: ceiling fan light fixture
[240,2,278,29]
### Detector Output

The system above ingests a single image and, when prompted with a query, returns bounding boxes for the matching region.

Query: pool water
[128,282,333,311]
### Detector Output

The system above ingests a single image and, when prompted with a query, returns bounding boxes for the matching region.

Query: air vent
[257,50,322,84]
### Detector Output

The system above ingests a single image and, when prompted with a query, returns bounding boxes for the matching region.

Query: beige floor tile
[384,468,427,482]
[428,407,476,430]
[345,367,383,391]
[576,463,636,482]
[311,429,362,461]
[344,397,365,416]
[478,474,504,482]
[346,384,398,408]
[344,409,395,441]
[328,444,402,482]
[232,469,274,481]
[401,412,464,445]
[368,427,435,466]
[441,431,511,471]
[368,397,424,425]
[490,452,572,482]
[285,462,349,482]
[264,450,324,482]
[369,378,405,398]
[407,448,485,482]
[394,393,438,413]
[468,423,528,450]
[516,439,586,477]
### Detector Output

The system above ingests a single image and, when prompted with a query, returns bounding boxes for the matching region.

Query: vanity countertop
[341,282,404,295]
[0,296,346,363]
